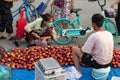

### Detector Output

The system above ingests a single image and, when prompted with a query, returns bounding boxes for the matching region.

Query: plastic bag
[0,65,12,80]
[65,66,82,80]
[34,39,47,46]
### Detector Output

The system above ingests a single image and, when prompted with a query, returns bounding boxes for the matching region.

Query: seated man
[72,14,114,80]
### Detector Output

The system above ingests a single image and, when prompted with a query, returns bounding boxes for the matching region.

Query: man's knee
[72,46,79,54]
[72,46,77,52]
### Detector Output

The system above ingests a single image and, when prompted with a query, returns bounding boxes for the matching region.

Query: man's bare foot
[7,36,15,40]
[76,68,82,74]
[7,33,14,40]
[0,32,6,39]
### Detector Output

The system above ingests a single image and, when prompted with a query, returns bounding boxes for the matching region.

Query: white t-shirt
[81,31,114,65]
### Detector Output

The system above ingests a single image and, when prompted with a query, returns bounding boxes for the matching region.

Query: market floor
[0,33,120,50]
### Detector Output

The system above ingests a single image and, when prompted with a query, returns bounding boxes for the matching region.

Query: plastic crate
[27,0,34,3]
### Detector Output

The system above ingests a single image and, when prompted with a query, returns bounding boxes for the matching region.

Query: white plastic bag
[0,66,12,80]
[65,66,82,80]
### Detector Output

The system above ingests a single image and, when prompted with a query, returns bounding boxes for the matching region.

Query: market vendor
[72,14,114,80]
[24,13,54,46]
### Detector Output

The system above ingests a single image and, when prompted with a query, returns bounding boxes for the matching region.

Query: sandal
[0,36,6,39]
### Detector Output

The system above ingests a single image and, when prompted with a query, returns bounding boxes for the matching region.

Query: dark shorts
[115,3,120,33]
[82,53,111,69]
[0,8,13,33]
[115,16,120,33]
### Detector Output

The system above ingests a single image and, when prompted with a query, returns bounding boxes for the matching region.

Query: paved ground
[0,0,120,49]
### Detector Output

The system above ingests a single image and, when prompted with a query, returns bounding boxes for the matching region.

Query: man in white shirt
[72,14,114,75]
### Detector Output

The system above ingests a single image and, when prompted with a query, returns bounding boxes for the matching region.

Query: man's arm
[71,0,75,8]
[110,0,120,8]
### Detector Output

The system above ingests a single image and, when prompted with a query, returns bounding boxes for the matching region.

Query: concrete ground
[0,0,120,49]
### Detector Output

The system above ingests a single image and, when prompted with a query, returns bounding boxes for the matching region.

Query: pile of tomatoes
[0,46,119,70]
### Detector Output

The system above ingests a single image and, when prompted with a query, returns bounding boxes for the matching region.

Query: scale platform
[35,57,66,80]
[38,57,61,72]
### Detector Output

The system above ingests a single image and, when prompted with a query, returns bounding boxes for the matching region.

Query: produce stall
[0,46,120,80]
[11,66,120,80]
